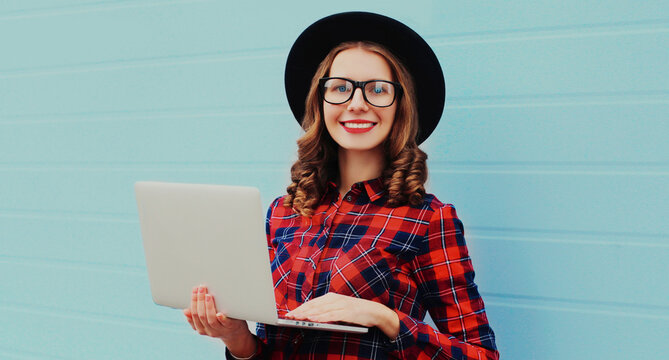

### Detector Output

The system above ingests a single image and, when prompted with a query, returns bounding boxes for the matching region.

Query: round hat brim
[284,11,445,145]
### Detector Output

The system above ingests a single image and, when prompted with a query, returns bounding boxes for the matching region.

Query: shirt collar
[326,177,386,203]
[360,177,386,202]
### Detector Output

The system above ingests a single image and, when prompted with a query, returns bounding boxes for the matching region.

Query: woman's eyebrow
[329,76,393,81]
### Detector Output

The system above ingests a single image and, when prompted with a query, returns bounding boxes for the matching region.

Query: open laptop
[135,181,368,334]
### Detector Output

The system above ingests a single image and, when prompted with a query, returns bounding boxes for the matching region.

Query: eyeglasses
[319,77,403,108]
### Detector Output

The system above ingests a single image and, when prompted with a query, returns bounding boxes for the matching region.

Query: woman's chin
[335,142,385,155]
[331,134,387,154]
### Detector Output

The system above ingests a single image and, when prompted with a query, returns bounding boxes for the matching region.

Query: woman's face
[323,48,397,154]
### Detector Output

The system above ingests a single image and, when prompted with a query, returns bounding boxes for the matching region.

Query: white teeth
[342,122,375,129]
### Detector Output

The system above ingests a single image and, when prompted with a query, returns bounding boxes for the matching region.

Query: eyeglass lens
[322,78,396,107]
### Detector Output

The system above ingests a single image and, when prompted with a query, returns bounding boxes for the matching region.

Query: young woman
[183,12,499,360]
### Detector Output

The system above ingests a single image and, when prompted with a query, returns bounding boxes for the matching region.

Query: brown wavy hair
[284,41,428,217]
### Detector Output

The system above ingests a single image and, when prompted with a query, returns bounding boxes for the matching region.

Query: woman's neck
[337,147,385,198]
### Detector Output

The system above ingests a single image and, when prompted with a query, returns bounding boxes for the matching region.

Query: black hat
[284,11,445,145]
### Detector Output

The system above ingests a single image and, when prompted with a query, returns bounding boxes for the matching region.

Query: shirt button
[293,332,303,344]
[346,195,352,202]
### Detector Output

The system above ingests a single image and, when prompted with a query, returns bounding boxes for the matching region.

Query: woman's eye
[370,85,388,94]
[336,86,348,92]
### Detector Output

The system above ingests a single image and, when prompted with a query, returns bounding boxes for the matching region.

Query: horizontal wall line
[0,0,137,17]
[450,88,669,100]
[2,160,668,167]
[0,107,291,125]
[0,47,286,79]
[0,301,187,334]
[0,166,665,176]
[0,160,291,167]
[447,90,669,109]
[484,292,669,311]
[0,254,146,275]
[0,0,210,20]
[449,98,669,109]
[0,165,289,173]
[431,160,669,167]
[472,233,669,248]
[0,208,137,222]
[430,168,669,176]
[429,18,669,45]
[468,225,667,242]
[0,346,69,360]
[424,161,669,176]
[0,162,666,175]
[427,17,669,38]
[484,292,669,320]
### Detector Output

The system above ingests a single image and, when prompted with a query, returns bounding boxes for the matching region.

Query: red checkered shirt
[228,178,498,359]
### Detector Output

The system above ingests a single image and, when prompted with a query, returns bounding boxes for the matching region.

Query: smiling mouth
[341,122,376,129]
[339,121,377,133]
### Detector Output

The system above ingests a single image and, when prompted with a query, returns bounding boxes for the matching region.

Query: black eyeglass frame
[318,77,403,108]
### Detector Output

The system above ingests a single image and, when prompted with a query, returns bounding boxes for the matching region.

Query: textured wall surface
[1,1,668,359]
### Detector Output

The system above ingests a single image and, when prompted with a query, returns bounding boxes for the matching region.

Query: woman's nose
[347,88,369,112]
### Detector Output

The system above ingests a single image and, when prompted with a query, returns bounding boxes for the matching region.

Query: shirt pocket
[328,244,395,304]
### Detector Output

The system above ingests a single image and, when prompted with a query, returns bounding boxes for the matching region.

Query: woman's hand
[285,292,400,339]
[183,285,257,358]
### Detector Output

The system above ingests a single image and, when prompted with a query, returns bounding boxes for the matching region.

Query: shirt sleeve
[264,197,281,265]
[387,204,499,360]
[224,335,266,360]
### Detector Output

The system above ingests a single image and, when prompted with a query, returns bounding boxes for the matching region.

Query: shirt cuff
[225,335,263,360]
[382,309,417,353]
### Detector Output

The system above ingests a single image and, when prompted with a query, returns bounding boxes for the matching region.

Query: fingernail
[205,295,211,301]
[199,287,205,293]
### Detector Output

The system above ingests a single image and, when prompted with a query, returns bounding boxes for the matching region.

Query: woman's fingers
[309,309,347,323]
[286,298,316,318]
[287,293,344,319]
[284,293,379,327]
[301,302,341,318]
[296,305,341,321]
[187,285,252,340]
[216,312,228,326]
[183,308,196,330]
[190,286,205,333]
[205,294,224,329]
[196,286,208,330]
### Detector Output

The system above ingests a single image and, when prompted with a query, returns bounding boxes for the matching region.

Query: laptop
[135,181,368,334]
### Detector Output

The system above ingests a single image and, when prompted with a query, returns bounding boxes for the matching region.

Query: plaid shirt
[227,178,498,359]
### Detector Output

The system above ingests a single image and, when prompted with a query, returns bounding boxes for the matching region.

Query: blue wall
[1,1,668,359]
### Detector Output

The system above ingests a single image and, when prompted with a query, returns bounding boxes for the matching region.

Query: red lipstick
[339,119,377,134]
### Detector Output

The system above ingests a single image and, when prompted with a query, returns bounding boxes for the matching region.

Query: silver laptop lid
[135,181,279,325]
